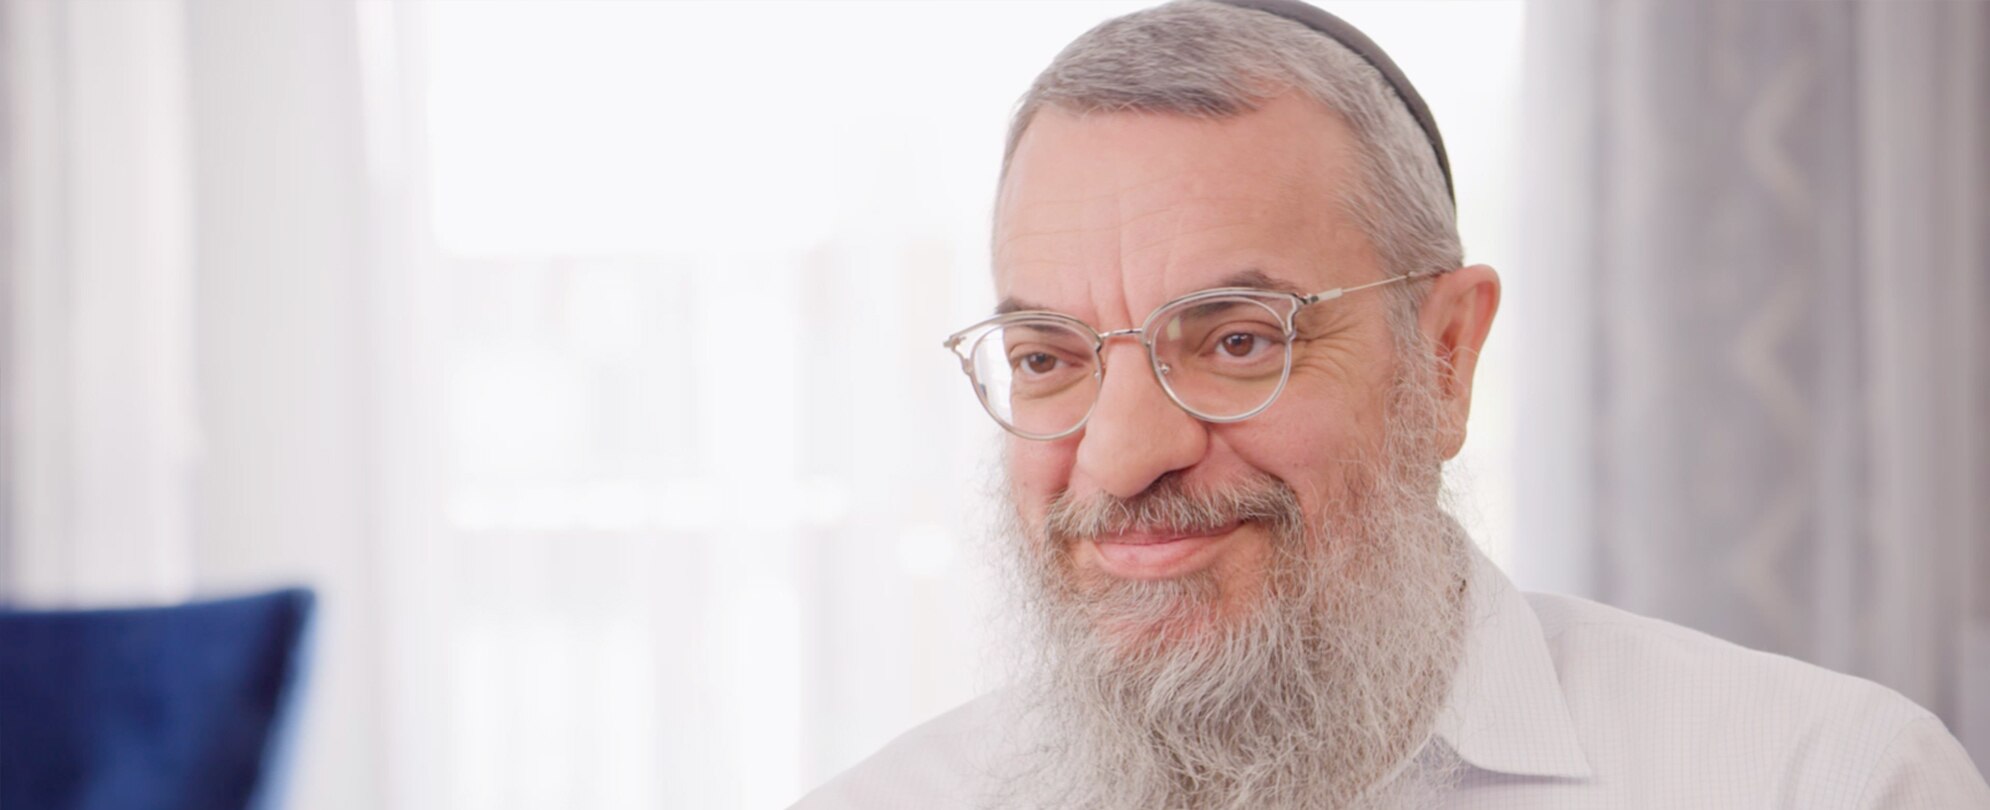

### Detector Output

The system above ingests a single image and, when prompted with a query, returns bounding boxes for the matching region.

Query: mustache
[1042,471,1304,545]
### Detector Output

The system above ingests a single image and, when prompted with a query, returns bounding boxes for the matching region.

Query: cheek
[1220,388,1383,512]
[1005,437,1076,523]
[1228,420,1342,501]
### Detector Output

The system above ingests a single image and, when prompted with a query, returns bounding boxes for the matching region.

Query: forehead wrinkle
[995,228,1102,263]
[1116,181,1314,276]
[993,225,1112,300]
[993,221,1100,262]
[1004,165,1177,219]
[1121,218,1284,263]
[993,188,1141,274]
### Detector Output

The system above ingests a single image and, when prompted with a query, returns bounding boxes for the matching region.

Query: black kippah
[1210,0,1455,204]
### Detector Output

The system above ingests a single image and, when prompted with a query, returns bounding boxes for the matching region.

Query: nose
[1073,339,1208,499]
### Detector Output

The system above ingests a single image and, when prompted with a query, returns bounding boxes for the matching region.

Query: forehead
[993,94,1375,316]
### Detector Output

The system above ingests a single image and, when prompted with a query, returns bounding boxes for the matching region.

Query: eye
[1017,351,1061,375]
[1208,328,1282,362]
[1218,332,1262,358]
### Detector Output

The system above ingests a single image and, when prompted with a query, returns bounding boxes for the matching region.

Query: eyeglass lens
[966,296,1292,438]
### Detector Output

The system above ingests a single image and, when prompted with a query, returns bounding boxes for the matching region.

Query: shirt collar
[1429,544,1594,780]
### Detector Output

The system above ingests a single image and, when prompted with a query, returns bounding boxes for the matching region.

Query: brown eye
[1219,333,1258,357]
[1022,352,1060,375]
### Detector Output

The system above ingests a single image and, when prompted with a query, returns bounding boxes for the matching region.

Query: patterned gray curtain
[1514,0,1988,771]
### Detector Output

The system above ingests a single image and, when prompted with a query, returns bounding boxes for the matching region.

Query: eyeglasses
[942,271,1444,440]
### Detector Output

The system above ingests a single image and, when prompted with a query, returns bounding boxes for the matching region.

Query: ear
[1415,264,1501,459]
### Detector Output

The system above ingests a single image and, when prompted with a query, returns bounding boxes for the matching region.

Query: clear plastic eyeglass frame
[943,270,1446,440]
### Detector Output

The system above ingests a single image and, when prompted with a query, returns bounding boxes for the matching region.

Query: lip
[1088,522,1243,580]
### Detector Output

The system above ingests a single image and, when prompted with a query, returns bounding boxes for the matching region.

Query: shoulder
[789,690,1015,810]
[1526,591,1924,727]
[1523,591,1984,806]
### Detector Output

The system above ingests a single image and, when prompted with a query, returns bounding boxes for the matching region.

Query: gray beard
[993,363,1473,810]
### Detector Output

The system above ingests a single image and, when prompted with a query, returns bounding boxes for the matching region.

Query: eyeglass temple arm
[1298,268,1448,306]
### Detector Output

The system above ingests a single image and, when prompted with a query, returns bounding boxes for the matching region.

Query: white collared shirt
[792,548,1990,808]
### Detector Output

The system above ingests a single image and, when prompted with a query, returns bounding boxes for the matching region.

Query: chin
[1069,564,1249,660]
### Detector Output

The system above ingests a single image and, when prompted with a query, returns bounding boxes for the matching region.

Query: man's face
[994,94,1404,620]
[990,94,1486,808]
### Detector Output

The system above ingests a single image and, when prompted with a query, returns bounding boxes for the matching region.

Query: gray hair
[999,0,1461,337]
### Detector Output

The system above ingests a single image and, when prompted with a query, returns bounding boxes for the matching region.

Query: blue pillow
[0,588,314,810]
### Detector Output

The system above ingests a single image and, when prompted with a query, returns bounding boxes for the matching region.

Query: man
[795,1,1990,807]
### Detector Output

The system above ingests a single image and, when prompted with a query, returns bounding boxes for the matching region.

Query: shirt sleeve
[1854,714,1990,808]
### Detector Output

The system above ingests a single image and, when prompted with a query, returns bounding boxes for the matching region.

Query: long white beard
[994,356,1473,810]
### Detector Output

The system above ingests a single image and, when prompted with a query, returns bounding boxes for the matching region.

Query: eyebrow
[994,296,1042,316]
[993,267,1307,316]
[1212,268,1307,296]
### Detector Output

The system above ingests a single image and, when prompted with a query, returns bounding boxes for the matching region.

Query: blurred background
[0,0,1982,807]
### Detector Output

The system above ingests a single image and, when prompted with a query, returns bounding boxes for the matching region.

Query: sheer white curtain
[2,1,388,807]
[3,0,199,603]
[1516,0,1988,772]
